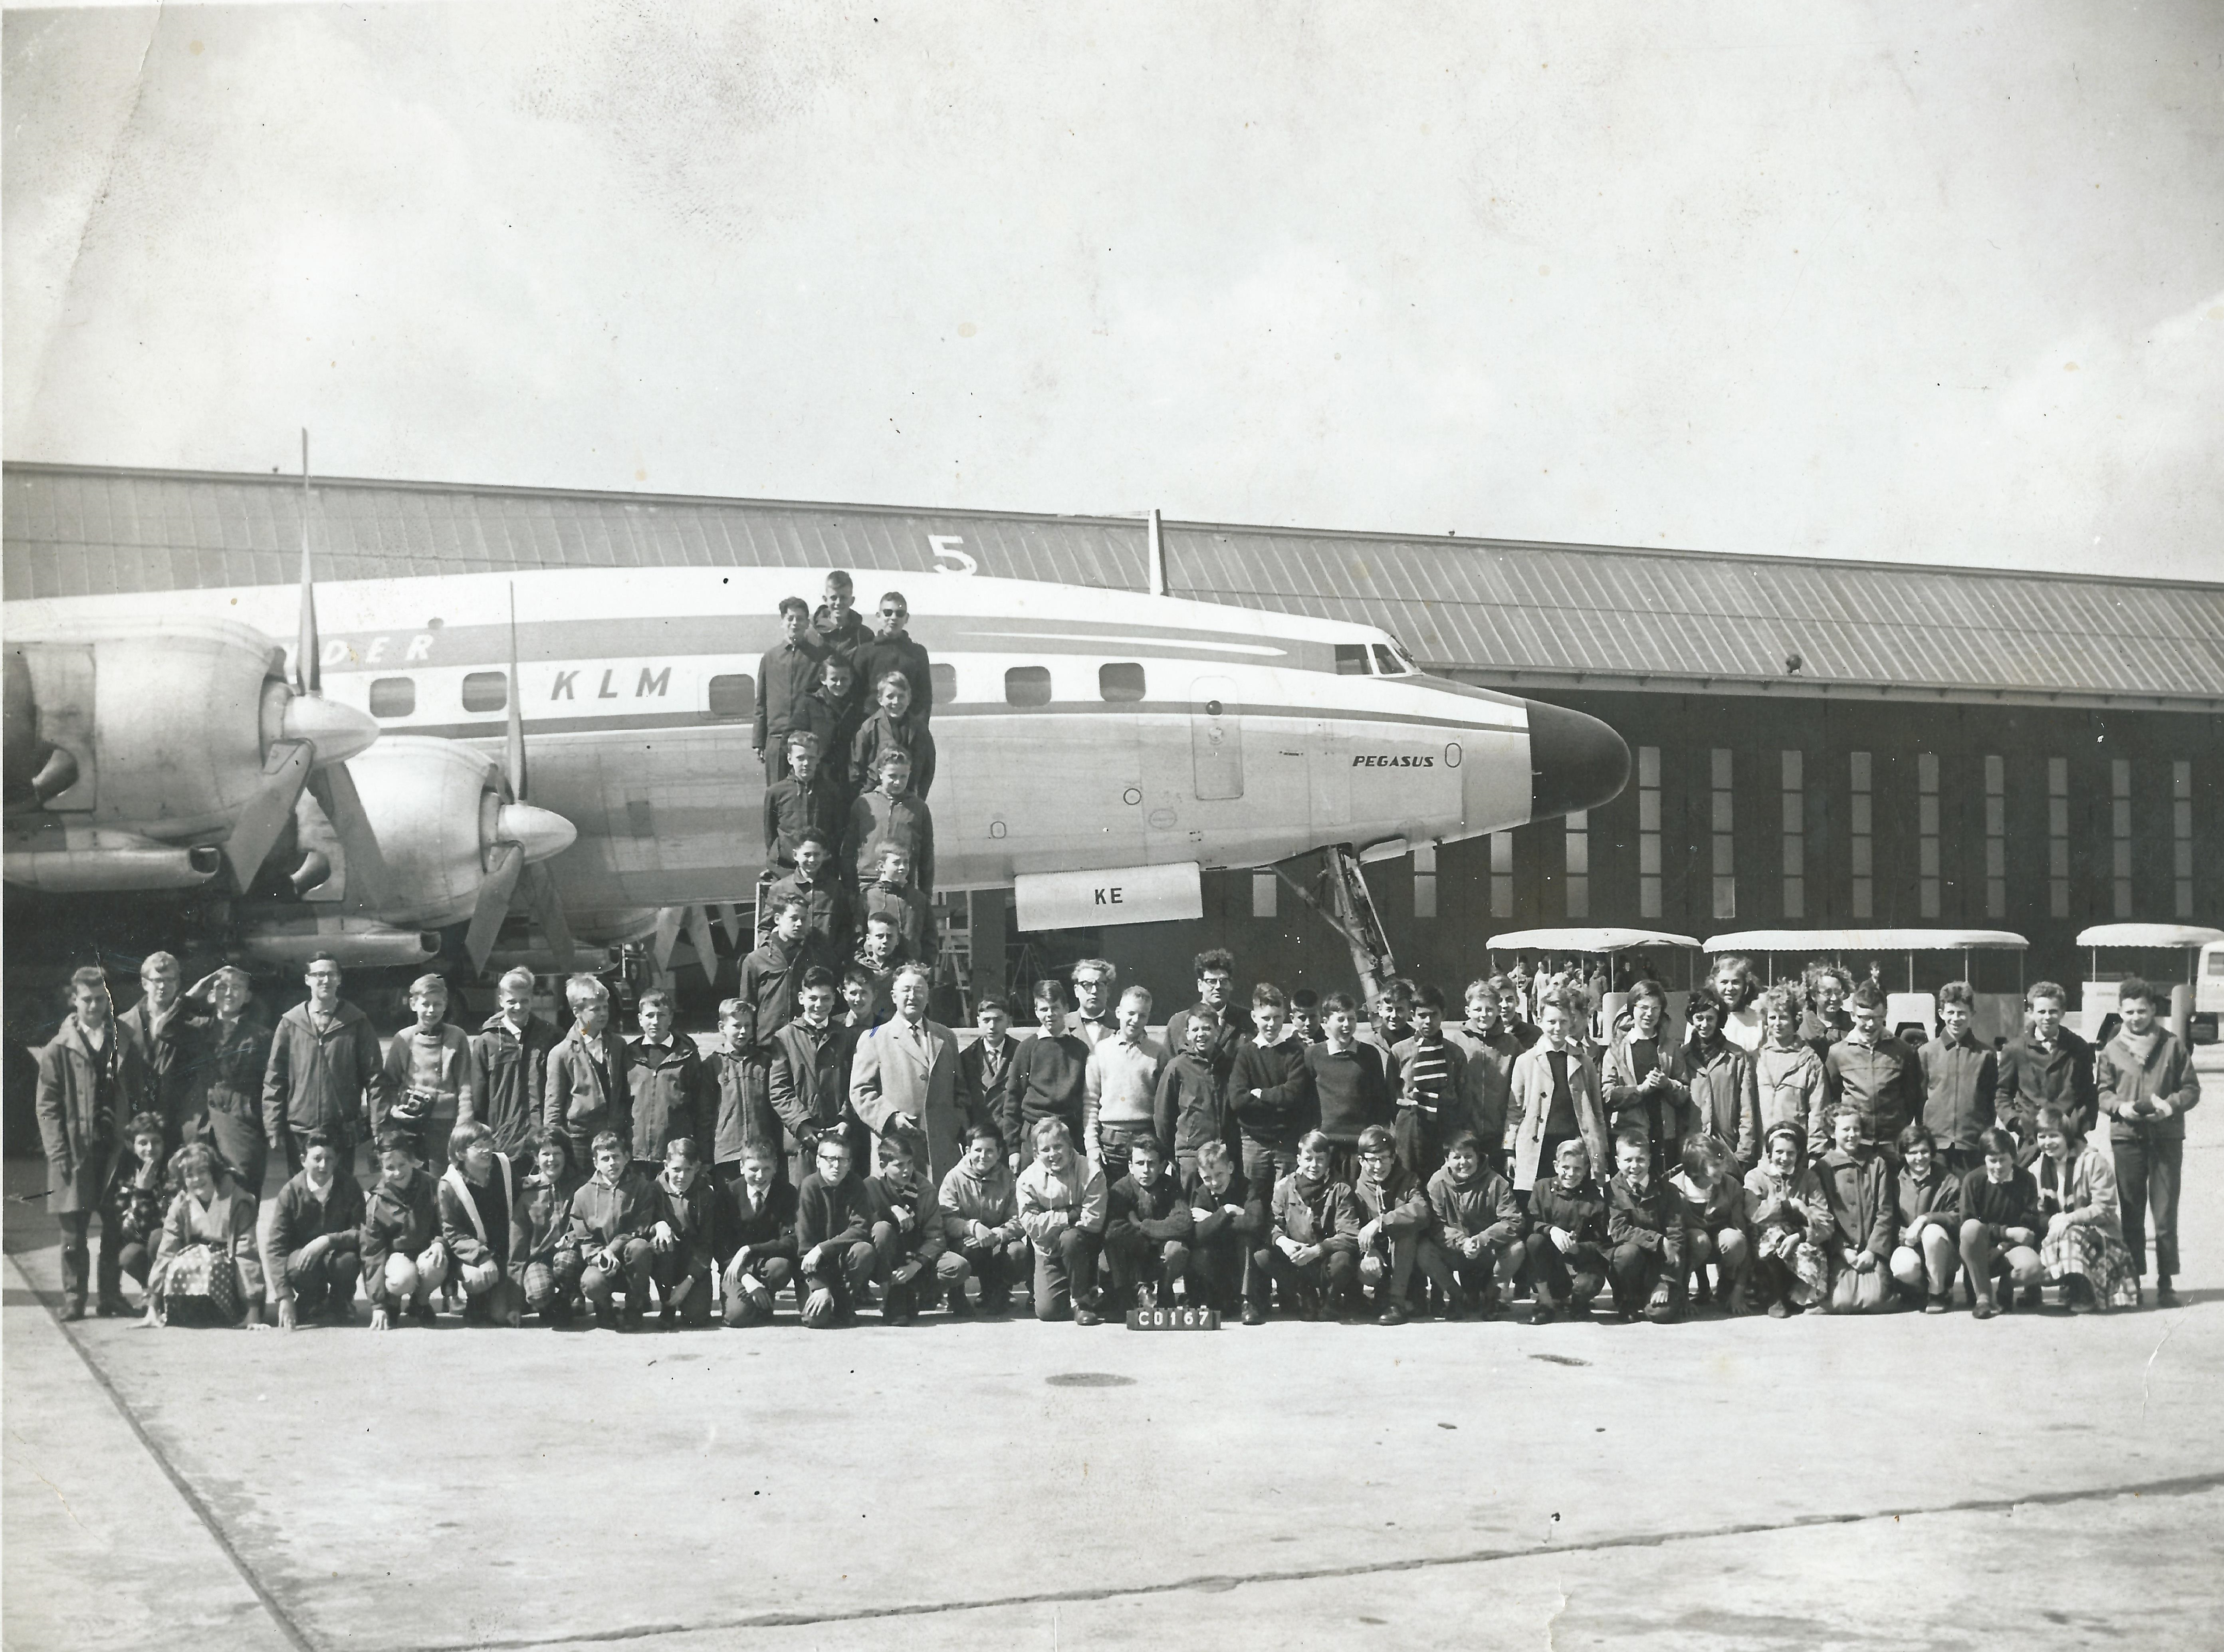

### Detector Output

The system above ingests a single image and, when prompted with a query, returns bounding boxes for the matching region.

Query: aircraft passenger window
[931,663,957,705]
[1004,665,1053,707]
[1334,645,1370,676]
[1371,644,1403,676]
[369,678,416,718]
[1099,662,1146,702]
[707,674,755,719]
[461,671,508,713]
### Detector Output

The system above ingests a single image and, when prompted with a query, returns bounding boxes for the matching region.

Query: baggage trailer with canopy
[2073,924,2224,1048]
[1701,929,2030,1047]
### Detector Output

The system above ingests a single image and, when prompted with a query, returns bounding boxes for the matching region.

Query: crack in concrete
[419,1469,2224,1651]
[2141,1313,2179,1423]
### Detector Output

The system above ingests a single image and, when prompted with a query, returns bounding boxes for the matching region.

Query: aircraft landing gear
[1272,844,1397,1008]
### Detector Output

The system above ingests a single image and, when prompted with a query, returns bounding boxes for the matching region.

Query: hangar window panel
[1850,751,1873,920]
[369,677,415,719]
[461,671,508,713]
[1637,747,1662,920]
[1334,645,1370,676]
[1781,749,1806,921]
[706,674,754,720]
[2175,762,2194,918]
[1709,748,1734,921]
[2048,757,2070,919]
[1413,841,1438,920]
[1490,830,1514,919]
[2111,760,2133,918]
[1005,665,1053,707]
[1098,662,1147,702]
[1985,756,2006,919]
[1564,813,1588,919]
[1918,752,1941,920]
[931,663,958,705]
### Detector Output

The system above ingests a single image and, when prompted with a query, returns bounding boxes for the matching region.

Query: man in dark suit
[769,966,858,1188]
[959,996,1022,1138]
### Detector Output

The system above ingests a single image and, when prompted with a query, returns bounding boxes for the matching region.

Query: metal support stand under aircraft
[1273,844,1397,1009]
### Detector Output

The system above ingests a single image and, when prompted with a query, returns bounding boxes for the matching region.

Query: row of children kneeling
[95,1066,2141,1333]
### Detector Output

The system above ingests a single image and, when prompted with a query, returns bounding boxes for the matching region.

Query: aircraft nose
[496,802,578,864]
[281,691,381,766]
[1526,700,1630,821]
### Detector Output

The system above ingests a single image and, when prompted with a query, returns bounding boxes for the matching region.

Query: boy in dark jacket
[471,968,559,1161]
[97,1113,173,1316]
[1306,992,1393,1182]
[1103,1135,1195,1311]
[1182,1141,1267,1324]
[1818,984,1927,1163]
[1606,1131,1686,1323]
[858,847,938,964]
[1229,984,1316,1208]
[360,1130,448,1329]
[1007,982,1090,1172]
[267,1124,367,1329]
[722,1142,801,1325]
[1351,1124,1435,1324]
[1957,1126,2044,1319]
[511,1132,585,1327]
[863,1132,944,1324]
[1259,1131,1362,1320]
[627,989,708,1171]
[1994,981,2096,1151]
[762,732,848,872]
[568,1130,658,1330]
[1919,982,1997,1174]
[848,748,935,897]
[850,670,937,799]
[797,1133,876,1326]
[712,999,779,1187]
[646,1137,727,1328]
[1522,1138,1610,1324]
[1155,1013,1227,1182]
[1420,1131,1523,1319]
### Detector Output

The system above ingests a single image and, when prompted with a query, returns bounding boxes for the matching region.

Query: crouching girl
[143,1143,268,1329]
[2033,1105,2141,1313]
[1742,1122,1829,1317]
[438,1122,524,1327]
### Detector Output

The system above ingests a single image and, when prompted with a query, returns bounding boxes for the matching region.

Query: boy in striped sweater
[1391,984,1465,1182]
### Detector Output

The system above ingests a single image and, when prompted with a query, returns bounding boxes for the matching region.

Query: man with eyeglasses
[852,591,934,729]
[262,952,388,1179]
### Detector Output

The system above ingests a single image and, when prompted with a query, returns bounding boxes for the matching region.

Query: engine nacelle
[4,615,376,840]
[331,738,575,927]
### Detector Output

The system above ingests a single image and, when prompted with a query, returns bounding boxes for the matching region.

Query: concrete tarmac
[6,1064,2220,1651]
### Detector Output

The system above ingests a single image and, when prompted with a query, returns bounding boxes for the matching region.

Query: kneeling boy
[1015,1118,1108,1325]
[569,1130,658,1330]
[1258,1130,1361,1320]
[1522,1138,1610,1324]
[796,1134,876,1327]
[512,1132,584,1327]
[1184,1140,1267,1324]
[723,1142,801,1325]
[1104,1134,1194,1311]
[647,1137,725,1329]
[1351,1123,1433,1324]
[361,1129,449,1330]
[1421,1130,1523,1319]
[268,1124,366,1329]
[865,1132,944,1324]
[938,1123,1028,1316]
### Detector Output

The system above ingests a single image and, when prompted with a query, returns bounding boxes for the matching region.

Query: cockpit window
[1370,644,1403,676]
[1334,644,1370,676]
[1384,637,1419,674]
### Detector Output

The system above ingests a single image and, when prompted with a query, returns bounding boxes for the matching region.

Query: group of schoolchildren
[36,928,2198,1333]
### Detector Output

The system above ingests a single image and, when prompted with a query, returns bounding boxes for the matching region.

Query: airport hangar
[5,460,2222,1021]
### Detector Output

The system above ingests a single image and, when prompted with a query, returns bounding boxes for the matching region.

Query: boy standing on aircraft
[809,654,867,798]
[762,733,846,874]
[813,569,870,665]
[859,847,938,965]
[852,591,933,726]
[740,895,831,1051]
[851,671,938,799]
[764,831,854,959]
[849,748,935,897]
[754,597,827,784]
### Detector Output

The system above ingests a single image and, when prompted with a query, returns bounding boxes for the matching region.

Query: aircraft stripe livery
[7,507,1628,976]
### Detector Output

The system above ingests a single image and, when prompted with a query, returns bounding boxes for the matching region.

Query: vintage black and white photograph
[4,4,2220,1648]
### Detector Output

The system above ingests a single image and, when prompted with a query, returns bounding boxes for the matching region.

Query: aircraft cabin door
[1189,676,1244,801]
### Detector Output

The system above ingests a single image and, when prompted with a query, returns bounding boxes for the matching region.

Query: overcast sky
[6,2,2220,581]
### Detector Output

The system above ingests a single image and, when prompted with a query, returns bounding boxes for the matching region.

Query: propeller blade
[295,429,321,694]
[505,583,526,799]
[222,739,314,888]
[464,842,525,974]
[650,906,682,974]
[520,860,576,974]
[683,902,720,983]
[307,762,393,914]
